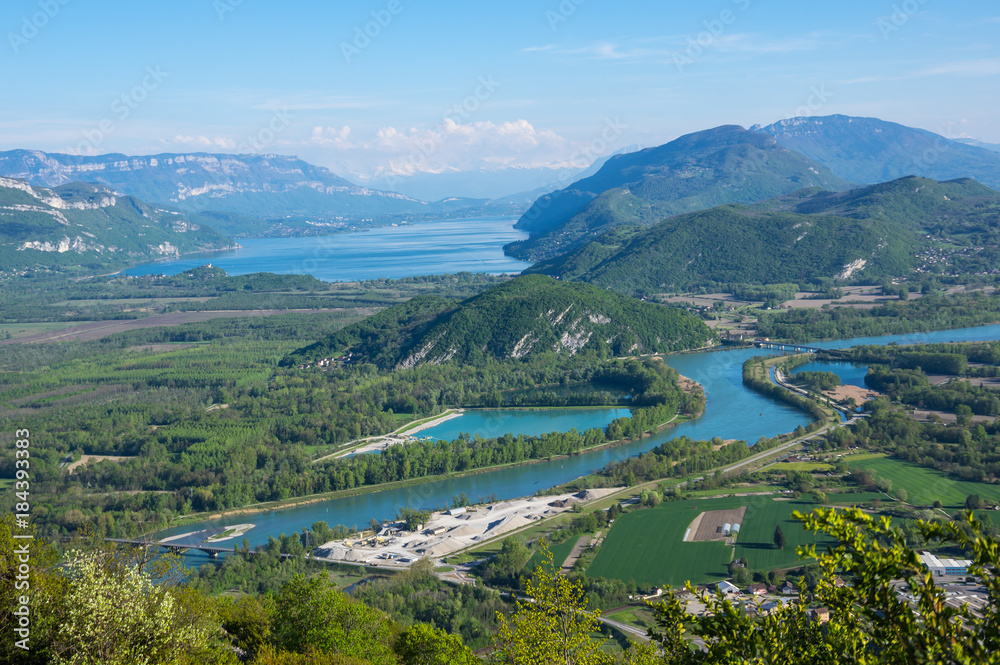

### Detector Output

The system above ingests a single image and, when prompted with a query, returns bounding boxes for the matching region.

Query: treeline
[742,357,831,422]
[788,370,841,392]
[0,346,699,538]
[757,291,1000,342]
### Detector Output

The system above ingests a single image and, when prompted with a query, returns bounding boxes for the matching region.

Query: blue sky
[1,0,997,180]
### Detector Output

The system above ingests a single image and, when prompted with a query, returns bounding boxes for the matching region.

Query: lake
[419,408,633,441]
[163,325,1000,552]
[123,216,533,280]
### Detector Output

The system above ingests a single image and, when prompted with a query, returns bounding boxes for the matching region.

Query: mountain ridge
[505,125,851,261]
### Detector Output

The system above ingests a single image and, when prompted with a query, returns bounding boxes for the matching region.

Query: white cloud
[309,125,355,149]
[301,118,603,177]
[158,135,237,150]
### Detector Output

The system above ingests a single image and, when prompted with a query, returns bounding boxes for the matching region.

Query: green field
[586,497,743,587]
[733,497,831,570]
[846,454,1000,508]
[526,536,579,573]
[586,494,852,586]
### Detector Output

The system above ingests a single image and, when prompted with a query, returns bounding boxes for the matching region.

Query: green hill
[506,125,851,261]
[0,177,232,272]
[527,176,1000,292]
[285,275,714,368]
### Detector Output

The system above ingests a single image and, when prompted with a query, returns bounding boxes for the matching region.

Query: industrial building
[919,551,972,577]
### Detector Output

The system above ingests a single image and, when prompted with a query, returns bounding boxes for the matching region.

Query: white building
[920,551,972,577]
[717,580,740,596]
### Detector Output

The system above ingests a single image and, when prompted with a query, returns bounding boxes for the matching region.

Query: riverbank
[162,410,696,531]
[323,409,467,459]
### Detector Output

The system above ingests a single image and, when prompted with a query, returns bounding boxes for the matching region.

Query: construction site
[313,488,621,566]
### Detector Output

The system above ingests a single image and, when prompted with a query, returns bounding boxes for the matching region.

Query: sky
[1,0,998,182]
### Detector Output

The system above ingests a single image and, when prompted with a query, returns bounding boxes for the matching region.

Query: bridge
[754,342,833,354]
[106,538,238,558]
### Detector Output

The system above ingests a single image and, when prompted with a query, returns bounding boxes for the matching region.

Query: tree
[967,493,984,510]
[395,623,478,664]
[493,542,614,664]
[646,508,1000,664]
[773,524,786,550]
[271,575,397,663]
[52,549,219,665]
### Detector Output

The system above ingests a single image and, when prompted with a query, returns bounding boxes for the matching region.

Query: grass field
[846,454,1000,508]
[587,494,848,586]
[526,537,579,573]
[586,497,742,587]
[733,497,832,570]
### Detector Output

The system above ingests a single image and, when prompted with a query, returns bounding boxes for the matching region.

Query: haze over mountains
[0,150,517,236]
[3,114,1000,282]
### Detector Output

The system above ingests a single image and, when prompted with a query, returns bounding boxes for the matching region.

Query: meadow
[586,497,743,587]
[846,453,1000,508]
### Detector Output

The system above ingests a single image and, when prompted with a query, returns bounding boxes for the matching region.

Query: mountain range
[526,176,1000,292]
[0,151,515,235]
[505,125,851,261]
[0,177,231,272]
[752,115,1000,189]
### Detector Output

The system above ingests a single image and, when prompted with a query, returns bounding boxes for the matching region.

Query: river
[155,322,1000,554]
[123,217,532,280]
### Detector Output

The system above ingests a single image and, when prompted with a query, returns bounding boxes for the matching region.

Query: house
[781,581,798,595]
[748,583,768,596]
[811,607,831,623]
[717,580,740,596]
[759,601,780,616]
[833,576,847,588]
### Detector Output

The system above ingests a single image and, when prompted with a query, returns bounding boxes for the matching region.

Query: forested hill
[527,176,1000,293]
[0,177,232,271]
[505,125,851,261]
[285,274,715,368]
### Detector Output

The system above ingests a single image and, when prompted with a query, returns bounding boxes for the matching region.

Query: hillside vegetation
[0,177,231,272]
[528,176,1000,292]
[506,125,851,260]
[286,274,714,368]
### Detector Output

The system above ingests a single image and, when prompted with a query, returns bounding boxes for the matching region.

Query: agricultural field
[846,454,1000,508]
[586,497,743,587]
[733,496,831,571]
[525,537,578,573]
[587,493,864,586]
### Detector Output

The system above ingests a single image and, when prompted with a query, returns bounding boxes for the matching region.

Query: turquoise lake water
[123,217,532,280]
[418,408,632,441]
[156,323,1000,554]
